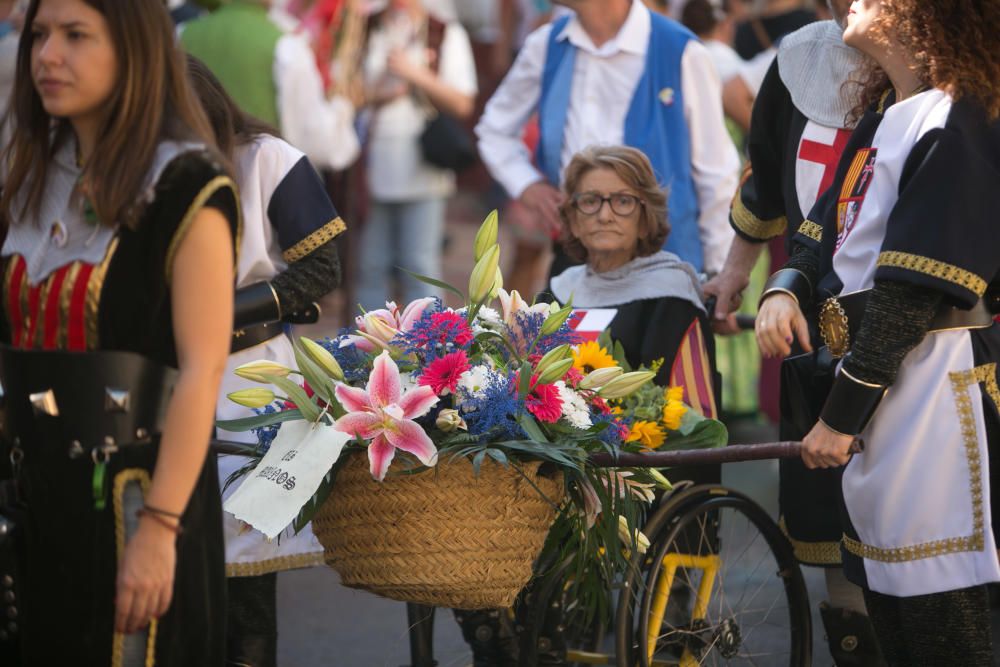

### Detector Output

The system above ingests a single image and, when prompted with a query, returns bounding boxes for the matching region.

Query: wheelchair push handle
[588,441,803,467]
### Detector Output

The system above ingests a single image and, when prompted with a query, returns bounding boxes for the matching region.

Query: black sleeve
[270,240,342,314]
[730,61,794,243]
[842,280,942,386]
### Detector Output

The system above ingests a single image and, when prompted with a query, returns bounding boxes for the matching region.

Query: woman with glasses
[550,145,718,417]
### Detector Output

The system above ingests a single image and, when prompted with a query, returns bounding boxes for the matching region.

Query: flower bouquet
[219,211,727,611]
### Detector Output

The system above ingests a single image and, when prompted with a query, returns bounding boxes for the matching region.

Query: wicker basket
[312,453,563,609]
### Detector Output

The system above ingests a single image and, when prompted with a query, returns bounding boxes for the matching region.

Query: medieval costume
[219,134,343,667]
[764,87,1000,664]
[731,20,867,567]
[0,140,239,665]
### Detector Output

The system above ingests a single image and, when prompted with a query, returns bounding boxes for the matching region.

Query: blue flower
[320,331,371,383]
[252,403,281,454]
[459,371,527,442]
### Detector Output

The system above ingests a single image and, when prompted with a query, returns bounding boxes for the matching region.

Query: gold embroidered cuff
[877,251,987,297]
[731,193,787,241]
[796,219,823,243]
[283,217,347,263]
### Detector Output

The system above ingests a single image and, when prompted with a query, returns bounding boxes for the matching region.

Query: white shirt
[475,0,739,273]
[273,32,361,172]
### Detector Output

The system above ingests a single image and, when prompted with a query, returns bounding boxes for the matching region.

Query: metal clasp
[818,297,850,358]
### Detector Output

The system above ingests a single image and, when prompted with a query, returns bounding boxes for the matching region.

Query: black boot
[820,602,888,667]
[453,609,519,667]
[226,573,278,667]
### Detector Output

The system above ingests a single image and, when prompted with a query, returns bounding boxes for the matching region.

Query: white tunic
[834,90,1000,596]
[216,135,325,577]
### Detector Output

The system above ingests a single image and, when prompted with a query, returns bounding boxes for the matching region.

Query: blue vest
[537,13,703,271]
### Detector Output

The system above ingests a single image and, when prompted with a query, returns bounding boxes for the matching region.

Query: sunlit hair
[559,146,669,264]
[1,0,221,229]
[847,0,1000,123]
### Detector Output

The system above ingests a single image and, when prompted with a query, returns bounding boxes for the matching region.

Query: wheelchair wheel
[616,485,811,666]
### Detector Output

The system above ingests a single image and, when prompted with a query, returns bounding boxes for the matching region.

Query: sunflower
[625,420,665,450]
[572,341,616,374]
[660,385,688,430]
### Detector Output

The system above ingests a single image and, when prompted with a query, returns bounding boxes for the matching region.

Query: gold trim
[19,258,29,346]
[225,551,324,577]
[796,220,823,243]
[876,89,892,114]
[34,269,56,349]
[164,175,241,282]
[778,518,842,565]
[58,262,81,349]
[282,216,347,263]
[843,365,992,563]
[877,251,987,297]
[111,468,159,667]
[86,237,120,351]
[840,367,886,390]
[730,194,786,242]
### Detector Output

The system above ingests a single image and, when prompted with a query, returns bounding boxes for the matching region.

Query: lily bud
[435,408,468,432]
[534,344,571,375]
[227,388,276,409]
[617,515,651,555]
[299,337,345,381]
[598,371,657,399]
[469,244,500,303]
[540,303,573,336]
[578,366,624,390]
[647,468,674,491]
[474,209,499,261]
[363,312,401,344]
[490,266,504,300]
[536,358,574,385]
[234,360,294,383]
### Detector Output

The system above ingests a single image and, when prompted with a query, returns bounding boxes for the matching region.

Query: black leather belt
[818,290,993,357]
[0,347,177,456]
[231,322,283,354]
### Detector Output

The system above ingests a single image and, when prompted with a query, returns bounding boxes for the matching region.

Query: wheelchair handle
[588,441,802,467]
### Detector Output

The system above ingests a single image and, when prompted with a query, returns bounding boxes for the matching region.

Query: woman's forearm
[410,68,474,119]
[144,366,225,516]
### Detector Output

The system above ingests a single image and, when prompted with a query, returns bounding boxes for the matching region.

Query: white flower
[457,365,492,398]
[555,381,592,429]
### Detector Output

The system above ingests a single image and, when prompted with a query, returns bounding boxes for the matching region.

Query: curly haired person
[756,0,1000,663]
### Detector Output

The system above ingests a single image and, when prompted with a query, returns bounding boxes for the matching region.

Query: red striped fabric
[7,257,25,348]
[669,319,718,419]
[68,264,93,351]
[42,266,69,350]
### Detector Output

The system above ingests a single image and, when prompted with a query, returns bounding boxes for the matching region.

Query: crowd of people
[0,0,998,665]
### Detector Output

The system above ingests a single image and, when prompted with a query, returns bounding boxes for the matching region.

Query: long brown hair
[1,0,219,228]
[847,0,1000,123]
[185,54,279,162]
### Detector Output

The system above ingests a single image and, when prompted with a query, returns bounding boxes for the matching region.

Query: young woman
[0,0,238,664]
[756,0,1000,663]
[188,56,345,667]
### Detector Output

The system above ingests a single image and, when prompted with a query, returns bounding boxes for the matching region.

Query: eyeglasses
[572,192,643,216]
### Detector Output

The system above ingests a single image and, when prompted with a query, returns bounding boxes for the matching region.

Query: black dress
[0,146,239,666]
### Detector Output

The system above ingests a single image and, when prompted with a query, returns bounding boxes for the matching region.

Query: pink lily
[333,350,440,480]
[346,298,437,352]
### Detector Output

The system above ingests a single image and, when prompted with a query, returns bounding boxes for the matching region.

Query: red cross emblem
[798,128,852,198]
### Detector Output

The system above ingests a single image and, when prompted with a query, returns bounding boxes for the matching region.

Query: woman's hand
[115,519,177,633]
[387,49,431,87]
[801,421,857,469]
[755,293,812,358]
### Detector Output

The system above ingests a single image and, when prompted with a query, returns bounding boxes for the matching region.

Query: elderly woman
[550,145,717,415]
[756,0,1000,663]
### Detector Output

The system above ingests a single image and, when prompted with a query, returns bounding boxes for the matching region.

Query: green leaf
[486,448,508,466]
[398,267,465,300]
[293,343,335,405]
[664,418,728,450]
[216,408,305,432]
[516,413,549,443]
[472,450,486,475]
[265,374,321,422]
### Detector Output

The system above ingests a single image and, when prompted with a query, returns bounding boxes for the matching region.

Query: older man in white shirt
[476,0,739,276]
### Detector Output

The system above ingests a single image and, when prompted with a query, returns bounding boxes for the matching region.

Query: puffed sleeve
[730,61,793,243]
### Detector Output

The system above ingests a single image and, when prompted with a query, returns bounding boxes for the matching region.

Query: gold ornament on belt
[819,297,850,358]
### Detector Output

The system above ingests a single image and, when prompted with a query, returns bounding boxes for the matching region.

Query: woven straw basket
[312,453,563,609]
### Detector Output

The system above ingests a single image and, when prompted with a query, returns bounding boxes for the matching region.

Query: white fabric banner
[224,420,351,539]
